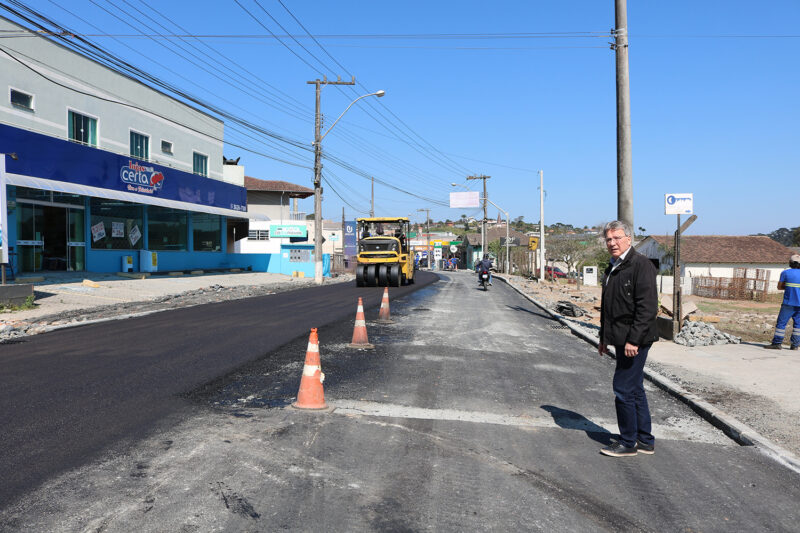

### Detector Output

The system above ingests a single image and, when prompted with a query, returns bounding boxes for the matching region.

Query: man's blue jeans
[612,344,654,448]
[771,304,800,347]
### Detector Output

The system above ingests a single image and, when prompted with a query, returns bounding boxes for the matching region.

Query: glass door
[67,208,85,271]
[16,203,44,272]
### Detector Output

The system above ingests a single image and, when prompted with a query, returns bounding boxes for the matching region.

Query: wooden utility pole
[467,175,490,258]
[614,0,634,231]
[307,76,356,284]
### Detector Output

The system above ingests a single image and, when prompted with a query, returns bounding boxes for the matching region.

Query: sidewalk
[497,274,800,472]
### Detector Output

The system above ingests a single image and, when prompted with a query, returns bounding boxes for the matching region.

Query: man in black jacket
[598,220,659,457]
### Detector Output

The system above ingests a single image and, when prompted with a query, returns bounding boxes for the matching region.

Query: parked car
[546,266,567,279]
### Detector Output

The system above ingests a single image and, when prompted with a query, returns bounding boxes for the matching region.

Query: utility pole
[614,0,634,230]
[539,170,545,280]
[467,175,490,259]
[370,177,374,217]
[417,208,430,269]
[308,76,356,285]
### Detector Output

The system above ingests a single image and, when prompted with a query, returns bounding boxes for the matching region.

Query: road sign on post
[528,237,539,251]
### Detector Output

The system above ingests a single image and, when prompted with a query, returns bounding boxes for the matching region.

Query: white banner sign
[449,191,480,208]
[665,193,693,215]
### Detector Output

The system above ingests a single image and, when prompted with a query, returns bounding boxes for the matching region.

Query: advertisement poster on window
[112,221,124,238]
[129,225,141,247]
[344,220,357,257]
[91,221,106,242]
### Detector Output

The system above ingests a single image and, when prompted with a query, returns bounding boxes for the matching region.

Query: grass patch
[0,294,36,312]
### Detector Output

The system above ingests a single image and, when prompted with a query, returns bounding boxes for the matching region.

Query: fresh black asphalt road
[3,271,800,532]
[0,272,437,509]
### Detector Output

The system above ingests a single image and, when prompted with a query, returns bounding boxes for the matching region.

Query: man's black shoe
[600,442,637,457]
[764,343,782,350]
[791,345,799,351]
[636,441,655,455]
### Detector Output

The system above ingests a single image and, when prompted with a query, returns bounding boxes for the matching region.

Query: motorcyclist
[475,254,493,285]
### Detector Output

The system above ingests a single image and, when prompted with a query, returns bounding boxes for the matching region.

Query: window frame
[129,129,150,160]
[192,151,209,177]
[9,87,34,111]
[67,108,99,147]
[161,139,173,155]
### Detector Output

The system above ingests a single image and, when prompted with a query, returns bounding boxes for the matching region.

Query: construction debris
[674,320,741,347]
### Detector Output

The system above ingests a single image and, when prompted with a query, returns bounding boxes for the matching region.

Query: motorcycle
[479,269,490,291]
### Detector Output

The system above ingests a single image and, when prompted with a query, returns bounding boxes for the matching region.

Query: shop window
[161,140,173,154]
[148,206,188,251]
[289,249,310,262]
[68,110,97,146]
[10,89,33,110]
[248,229,269,240]
[130,131,149,160]
[192,213,222,251]
[89,198,144,250]
[193,152,208,177]
[15,187,83,205]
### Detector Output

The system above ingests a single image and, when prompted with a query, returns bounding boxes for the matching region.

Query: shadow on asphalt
[505,304,557,322]
[540,404,614,445]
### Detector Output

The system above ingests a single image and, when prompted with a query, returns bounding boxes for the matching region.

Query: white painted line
[331,400,732,445]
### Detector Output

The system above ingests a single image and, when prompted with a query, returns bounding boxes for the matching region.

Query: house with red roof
[636,235,796,292]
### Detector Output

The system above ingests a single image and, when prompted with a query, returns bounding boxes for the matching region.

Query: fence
[691,268,771,301]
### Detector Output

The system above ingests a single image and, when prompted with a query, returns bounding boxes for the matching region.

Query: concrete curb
[495,274,800,475]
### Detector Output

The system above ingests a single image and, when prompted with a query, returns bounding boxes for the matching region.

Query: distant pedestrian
[598,220,659,457]
[765,254,800,350]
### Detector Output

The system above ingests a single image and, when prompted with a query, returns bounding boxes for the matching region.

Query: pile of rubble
[674,319,741,347]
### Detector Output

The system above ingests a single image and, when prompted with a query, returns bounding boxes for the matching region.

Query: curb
[495,274,800,475]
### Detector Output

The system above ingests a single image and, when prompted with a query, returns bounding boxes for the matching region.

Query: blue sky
[3,1,798,235]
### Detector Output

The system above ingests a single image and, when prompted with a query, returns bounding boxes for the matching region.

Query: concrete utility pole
[539,170,545,280]
[370,177,374,217]
[417,208,430,269]
[308,76,356,285]
[614,0,634,230]
[467,175,490,258]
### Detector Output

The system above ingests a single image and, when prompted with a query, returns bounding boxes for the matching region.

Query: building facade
[0,16,266,274]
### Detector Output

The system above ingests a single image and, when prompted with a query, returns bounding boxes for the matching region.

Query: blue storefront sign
[344,220,357,257]
[0,123,246,211]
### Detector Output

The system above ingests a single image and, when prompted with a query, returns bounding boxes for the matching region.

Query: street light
[310,87,385,284]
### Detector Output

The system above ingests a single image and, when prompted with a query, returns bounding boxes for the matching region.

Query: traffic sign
[528,237,539,251]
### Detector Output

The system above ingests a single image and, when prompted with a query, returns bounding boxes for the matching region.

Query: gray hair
[603,220,632,238]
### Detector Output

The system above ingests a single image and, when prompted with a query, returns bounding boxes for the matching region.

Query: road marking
[331,400,733,445]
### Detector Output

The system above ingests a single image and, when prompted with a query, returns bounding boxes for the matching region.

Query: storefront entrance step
[117,272,149,280]
[14,276,45,284]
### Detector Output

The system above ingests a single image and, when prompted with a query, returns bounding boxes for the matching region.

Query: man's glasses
[605,236,629,244]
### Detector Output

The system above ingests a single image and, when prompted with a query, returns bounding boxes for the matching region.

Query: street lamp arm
[318,90,385,143]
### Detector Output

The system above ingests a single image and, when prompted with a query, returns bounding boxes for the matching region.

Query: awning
[7,173,269,221]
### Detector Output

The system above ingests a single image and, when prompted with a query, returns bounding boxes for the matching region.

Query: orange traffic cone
[292,328,328,410]
[347,297,375,349]
[376,287,393,324]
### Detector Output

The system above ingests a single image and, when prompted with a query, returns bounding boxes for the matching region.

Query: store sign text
[120,161,165,194]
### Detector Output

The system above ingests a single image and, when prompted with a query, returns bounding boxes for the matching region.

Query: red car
[546,266,567,279]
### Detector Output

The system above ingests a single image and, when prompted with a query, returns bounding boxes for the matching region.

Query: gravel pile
[674,319,741,347]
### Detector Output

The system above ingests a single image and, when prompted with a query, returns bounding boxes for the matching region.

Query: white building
[636,235,795,292]
[0,15,264,274]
